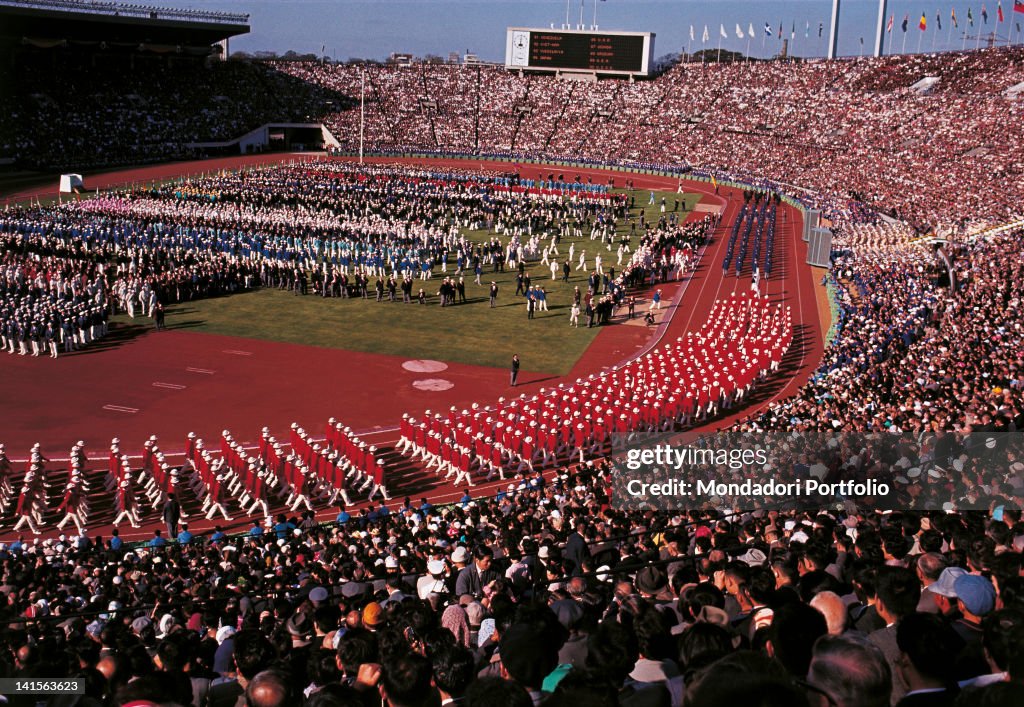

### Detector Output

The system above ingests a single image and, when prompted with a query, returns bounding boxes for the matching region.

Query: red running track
[0,156,825,542]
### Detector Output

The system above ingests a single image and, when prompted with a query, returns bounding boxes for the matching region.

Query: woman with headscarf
[441,603,471,648]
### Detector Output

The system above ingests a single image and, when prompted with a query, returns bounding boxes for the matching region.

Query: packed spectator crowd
[0,54,344,170]
[0,456,1023,707]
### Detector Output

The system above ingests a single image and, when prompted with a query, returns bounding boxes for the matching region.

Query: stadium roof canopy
[0,0,249,47]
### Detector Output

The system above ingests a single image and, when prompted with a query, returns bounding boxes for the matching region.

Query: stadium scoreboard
[505,28,654,76]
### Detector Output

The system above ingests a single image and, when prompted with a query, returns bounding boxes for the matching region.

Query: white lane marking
[102,404,139,414]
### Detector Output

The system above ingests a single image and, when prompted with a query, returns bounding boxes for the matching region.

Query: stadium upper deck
[0,0,249,46]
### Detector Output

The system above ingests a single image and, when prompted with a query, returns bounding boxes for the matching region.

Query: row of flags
[686,3,1024,44]
[689,21,825,43]
[889,2,1024,33]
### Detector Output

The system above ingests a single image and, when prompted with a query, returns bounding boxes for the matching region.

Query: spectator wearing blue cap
[951,574,997,682]
[952,575,996,643]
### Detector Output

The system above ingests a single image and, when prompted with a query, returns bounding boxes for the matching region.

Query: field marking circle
[402,360,449,373]
[412,379,454,391]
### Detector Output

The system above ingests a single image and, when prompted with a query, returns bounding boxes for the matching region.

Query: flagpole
[947,21,952,51]
[717,33,722,62]
[359,67,365,165]
[902,29,907,54]
[917,27,923,54]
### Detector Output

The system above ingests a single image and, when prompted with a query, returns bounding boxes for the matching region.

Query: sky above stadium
[161,0,1022,61]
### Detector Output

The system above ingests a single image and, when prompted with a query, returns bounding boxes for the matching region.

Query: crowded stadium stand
[1,2,1024,706]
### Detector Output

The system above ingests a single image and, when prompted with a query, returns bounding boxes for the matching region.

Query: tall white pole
[565,0,570,29]
[874,0,888,57]
[579,0,584,29]
[827,0,841,59]
[359,68,365,165]
[592,0,597,30]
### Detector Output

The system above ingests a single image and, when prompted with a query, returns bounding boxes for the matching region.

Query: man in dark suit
[162,494,181,538]
[894,613,962,707]
[563,522,590,576]
[455,545,499,599]
[869,567,922,705]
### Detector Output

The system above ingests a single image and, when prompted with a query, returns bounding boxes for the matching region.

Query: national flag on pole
[791,21,795,38]
[998,1,1004,21]
[819,22,824,37]
[887,14,894,32]
[936,11,941,29]
[720,24,727,39]
[982,4,988,23]
[749,22,755,38]
[1015,0,1024,14]
[805,21,810,37]
[968,7,974,24]
[764,22,772,36]
[702,25,709,43]
[902,13,909,31]
[736,23,744,39]
[951,8,958,28]
[919,13,926,30]
[779,22,783,38]
[689,24,694,41]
